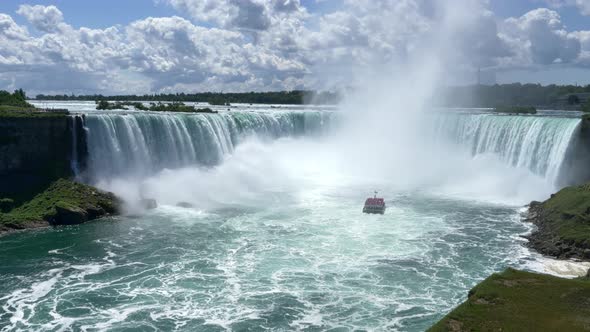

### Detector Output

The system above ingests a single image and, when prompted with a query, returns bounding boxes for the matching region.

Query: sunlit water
[1,102,588,331]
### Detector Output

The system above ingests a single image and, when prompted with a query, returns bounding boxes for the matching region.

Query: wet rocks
[523,184,590,261]
[1,179,121,232]
[54,201,88,225]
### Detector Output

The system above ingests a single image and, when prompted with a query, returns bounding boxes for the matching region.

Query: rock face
[0,115,85,200]
[54,202,88,225]
[0,179,121,232]
[524,184,590,260]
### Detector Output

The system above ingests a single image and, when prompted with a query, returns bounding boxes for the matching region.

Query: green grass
[0,179,119,226]
[493,106,537,114]
[429,268,590,331]
[96,100,217,113]
[540,184,590,248]
[0,106,67,118]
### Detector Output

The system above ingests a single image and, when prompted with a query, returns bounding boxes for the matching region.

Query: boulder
[176,202,194,208]
[140,198,157,210]
[54,201,88,225]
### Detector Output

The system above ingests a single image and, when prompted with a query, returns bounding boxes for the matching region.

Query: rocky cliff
[0,113,86,201]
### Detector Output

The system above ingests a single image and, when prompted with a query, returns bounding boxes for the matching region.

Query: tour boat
[363,191,386,214]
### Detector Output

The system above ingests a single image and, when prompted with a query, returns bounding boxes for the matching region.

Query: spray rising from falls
[83,111,334,180]
[79,108,582,204]
[432,113,581,186]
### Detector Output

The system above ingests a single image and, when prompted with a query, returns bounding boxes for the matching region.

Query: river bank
[429,182,590,331]
[0,179,121,236]
[428,268,590,331]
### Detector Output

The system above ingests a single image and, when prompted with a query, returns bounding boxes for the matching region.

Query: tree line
[26,83,590,109]
[0,89,33,108]
[436,83,590,108]
[35,90,341,105]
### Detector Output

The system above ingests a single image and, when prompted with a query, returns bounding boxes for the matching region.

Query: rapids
[1,101,587,331]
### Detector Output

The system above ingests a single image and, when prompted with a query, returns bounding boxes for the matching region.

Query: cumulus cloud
[165,0,305,32]
[16,4,65,33]
[0,2,589,94]
[543,0,590,16]
[501,8,581,65]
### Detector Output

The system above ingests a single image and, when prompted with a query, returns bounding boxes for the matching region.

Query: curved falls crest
[77,110,581,186]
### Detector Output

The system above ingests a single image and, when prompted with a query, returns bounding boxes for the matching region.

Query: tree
[568,94,580,105]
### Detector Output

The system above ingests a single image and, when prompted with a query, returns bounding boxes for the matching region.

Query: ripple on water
[0,193,574,331]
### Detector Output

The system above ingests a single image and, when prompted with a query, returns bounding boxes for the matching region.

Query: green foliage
[429,268,590,331]
[207,96,229,106]
[37,90,341,105]
[95,100,149,111]
[0,107,67,118]
[435,83,590,108]
[94,100,217,113]
[582,99,590,113]
[0,89,33,108]
[127,102,148,111]
[96,100,129,110]
[148,102,217,113]
[493,106,537,114]
[0,179,118,225]
[568,94,581,105]
[538,184,590,247]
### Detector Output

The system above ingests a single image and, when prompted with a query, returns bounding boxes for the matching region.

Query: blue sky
[491,0,590,30]
[1,0,590,94]
[1,0,588,30]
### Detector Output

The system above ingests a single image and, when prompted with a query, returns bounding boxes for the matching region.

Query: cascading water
[431,112,581,185]
[83,110,333,180]
[81,109,581,188]
[5,103,590,332]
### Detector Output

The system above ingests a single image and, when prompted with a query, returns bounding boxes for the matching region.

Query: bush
[493,106,537,114]
[0,89,34,108]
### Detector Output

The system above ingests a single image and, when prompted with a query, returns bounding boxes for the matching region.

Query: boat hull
[363,207,385,214]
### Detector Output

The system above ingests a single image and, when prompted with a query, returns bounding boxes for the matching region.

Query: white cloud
[501,9,581,66]
[0,2,589,94]
[543,0,590,16]
[16,5,65,33]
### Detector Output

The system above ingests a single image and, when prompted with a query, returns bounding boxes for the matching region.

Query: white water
[83,110,333,181]
[1,102,587,331]
[432,112,581,185]
[74,108,582,209]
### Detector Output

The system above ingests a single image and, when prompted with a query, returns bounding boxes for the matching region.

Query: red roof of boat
[365,198,385,206]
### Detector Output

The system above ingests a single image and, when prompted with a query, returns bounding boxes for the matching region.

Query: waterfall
[81,109,581,187]
[83,110,333,180]
[70,116,79,177]
[432,113,581,185]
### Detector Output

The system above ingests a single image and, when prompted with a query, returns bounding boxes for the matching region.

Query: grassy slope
[429,268,590,331]
[0,179,118,227]
[0,107,66,118]
[540,184,590,248]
